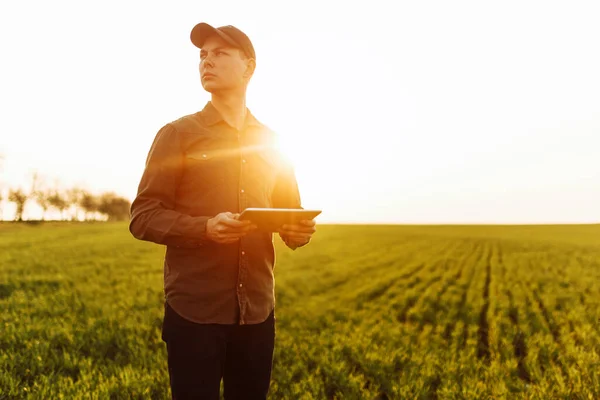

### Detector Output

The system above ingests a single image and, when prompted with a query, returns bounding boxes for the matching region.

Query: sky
[0,0,599,224]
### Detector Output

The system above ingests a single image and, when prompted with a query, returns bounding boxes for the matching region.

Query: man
[129,23,316,399]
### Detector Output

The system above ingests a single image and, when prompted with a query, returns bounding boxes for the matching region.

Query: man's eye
[216,51,225,56]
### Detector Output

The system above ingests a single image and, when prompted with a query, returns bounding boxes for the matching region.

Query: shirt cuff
[173,216,211,248]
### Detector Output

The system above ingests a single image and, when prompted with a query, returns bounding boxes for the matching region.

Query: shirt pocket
[184,149,226,191]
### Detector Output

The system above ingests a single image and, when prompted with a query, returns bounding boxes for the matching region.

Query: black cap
[190,23,256,60]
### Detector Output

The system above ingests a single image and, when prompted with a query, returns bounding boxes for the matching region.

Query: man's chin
[201,83,219,93]
[201,82,239,94]
[201,79,225,92]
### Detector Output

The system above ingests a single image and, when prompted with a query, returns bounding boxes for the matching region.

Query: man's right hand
[206,212,257,244]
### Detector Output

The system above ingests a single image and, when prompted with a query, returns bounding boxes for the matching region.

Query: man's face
[199,35,254,93]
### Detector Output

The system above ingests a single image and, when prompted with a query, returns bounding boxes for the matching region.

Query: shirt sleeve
[129,123,210,248]
[272,154,308,250]
[271,155,302,209]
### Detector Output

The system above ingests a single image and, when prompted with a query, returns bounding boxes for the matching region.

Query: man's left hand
[278,219,316,248]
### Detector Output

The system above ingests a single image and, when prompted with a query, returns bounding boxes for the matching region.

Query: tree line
[0,172,131,222]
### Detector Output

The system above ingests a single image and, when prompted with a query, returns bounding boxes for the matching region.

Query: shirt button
[242,159,247,163]
[239,283,243,287]
[202,154,207,158]
[240,189,245,193]
[241,251,245,255]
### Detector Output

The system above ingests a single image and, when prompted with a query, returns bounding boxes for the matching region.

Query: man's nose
[202,54,215,68]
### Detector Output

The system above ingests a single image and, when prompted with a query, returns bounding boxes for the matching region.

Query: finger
[222,212,238,220]
[221,218,252,228]
[280,224,316,233]
[218,220,254,230]
[300,219,316,227]
[284,236,310,246]
[278,228,296,236]
[220,224,257,234]
[287,223,316,230]
[280,232,312,241]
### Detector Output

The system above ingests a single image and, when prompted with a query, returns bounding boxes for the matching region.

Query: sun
[274,133,304,172]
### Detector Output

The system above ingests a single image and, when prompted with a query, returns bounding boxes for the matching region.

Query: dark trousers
[161,302,275,400]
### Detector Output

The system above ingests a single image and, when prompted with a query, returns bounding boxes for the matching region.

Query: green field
[1,222,599,399]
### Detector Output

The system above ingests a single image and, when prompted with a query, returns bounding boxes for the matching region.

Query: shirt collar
[201,101,261,129]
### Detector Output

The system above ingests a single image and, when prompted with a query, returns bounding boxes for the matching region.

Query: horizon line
[0,220,598,226]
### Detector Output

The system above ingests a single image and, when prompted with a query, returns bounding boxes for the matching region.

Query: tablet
[238,208,322,232]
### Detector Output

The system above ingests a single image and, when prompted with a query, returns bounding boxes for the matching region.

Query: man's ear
[244,58,256,80]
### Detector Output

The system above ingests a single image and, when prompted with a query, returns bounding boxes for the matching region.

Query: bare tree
[66,187,84,221]
[0,154,4,221]
[34,190,51,220]
[47,189,69,220]
[79,191,100,221]
[30,171,40,192]
[8,188,28,221]
[0,189,4,222]
[98,192,131,221]
[31,173,50,220]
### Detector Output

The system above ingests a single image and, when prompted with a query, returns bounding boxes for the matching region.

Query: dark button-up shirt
[129,102,301,325]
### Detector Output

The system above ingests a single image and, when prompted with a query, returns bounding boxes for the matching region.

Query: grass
[1,222,599,399]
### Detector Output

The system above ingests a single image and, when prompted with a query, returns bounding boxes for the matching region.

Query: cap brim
[190,23,238,49]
